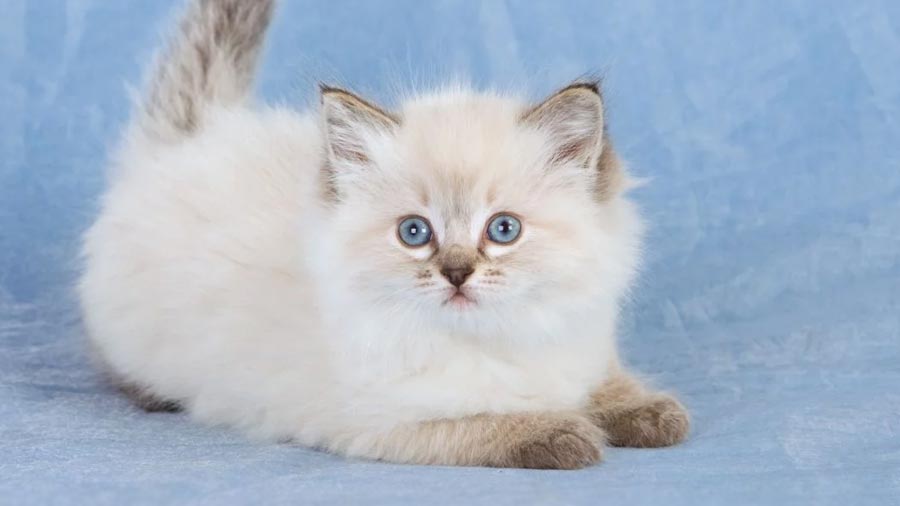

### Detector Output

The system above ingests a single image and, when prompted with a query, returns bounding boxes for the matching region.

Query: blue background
[2,1,899,504]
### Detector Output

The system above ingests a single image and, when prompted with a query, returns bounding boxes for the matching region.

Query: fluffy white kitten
[79,0,689,469]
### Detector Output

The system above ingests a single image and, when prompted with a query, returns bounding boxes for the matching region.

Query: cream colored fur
[78,0,684,468]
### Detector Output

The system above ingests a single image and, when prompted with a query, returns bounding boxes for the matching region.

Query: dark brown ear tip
[319,83,346,97]
[562,81,602,96]
[318,85,401,127]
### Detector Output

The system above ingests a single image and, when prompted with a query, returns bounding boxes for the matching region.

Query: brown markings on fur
[118,383,183,413]
[521,80,626,202]
[319,86,400,200]
[90,343,183,413]
[318,162,341,204]
[320,85,401,128]
[434,245,479,285]
[143,0,275,139]
[520,82,603,162]
[416,184,431,210]
[480,268,504,285]
[485,185,498,208]
[594,132,626,201]
[586,372,689,448]
[370,411,604,469]
[436,245,479,269]
[520,81,602,120]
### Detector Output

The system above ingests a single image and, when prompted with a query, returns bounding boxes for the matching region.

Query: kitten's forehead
[399,93,526,170]
[401,91,522,125]
[392,91,540,209]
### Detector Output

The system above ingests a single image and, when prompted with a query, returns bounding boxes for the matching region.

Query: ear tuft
[521,82,605,167]
[320,86,399,165]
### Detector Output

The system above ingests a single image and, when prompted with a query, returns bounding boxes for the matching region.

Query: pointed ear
[320,85,399,166]
[521,82,605,168]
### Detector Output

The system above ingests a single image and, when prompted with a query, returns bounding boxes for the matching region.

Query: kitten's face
[319,85,639,338]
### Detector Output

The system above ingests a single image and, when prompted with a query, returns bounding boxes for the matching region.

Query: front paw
[504,414,605,470]
[602,394,690,448]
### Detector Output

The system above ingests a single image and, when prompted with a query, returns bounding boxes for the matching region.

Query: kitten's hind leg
[336,411,605,469]
[587,372,689,448]
[118,382,183,413]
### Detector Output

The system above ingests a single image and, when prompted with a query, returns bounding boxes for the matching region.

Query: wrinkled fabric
[1,1,898,504]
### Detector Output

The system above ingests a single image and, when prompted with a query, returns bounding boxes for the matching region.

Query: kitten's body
[79,0,688,468]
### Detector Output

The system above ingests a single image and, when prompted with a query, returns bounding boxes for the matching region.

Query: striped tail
[137,0,275,141]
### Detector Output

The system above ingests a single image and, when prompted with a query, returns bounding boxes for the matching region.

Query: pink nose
[440,266,474,287]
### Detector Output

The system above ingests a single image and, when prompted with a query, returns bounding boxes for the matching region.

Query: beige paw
[504,414,605,470]
[603,395,690,448]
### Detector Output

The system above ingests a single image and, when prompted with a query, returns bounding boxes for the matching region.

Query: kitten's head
[315,82,641,341]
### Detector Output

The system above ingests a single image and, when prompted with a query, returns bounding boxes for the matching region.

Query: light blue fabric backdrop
[1,1,899,504]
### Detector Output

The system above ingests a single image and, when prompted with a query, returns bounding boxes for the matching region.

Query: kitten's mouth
[444,290,476,309]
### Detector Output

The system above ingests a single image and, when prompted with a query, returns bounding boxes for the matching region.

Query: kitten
[79,0,689,469]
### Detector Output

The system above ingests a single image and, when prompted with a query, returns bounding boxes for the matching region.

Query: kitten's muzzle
[437,245,478,288]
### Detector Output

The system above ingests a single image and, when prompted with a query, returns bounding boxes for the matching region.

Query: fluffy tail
[137,0,275,141]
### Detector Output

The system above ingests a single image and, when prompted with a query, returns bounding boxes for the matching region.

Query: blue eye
[486,214,522,244]
[398,216,433,247]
